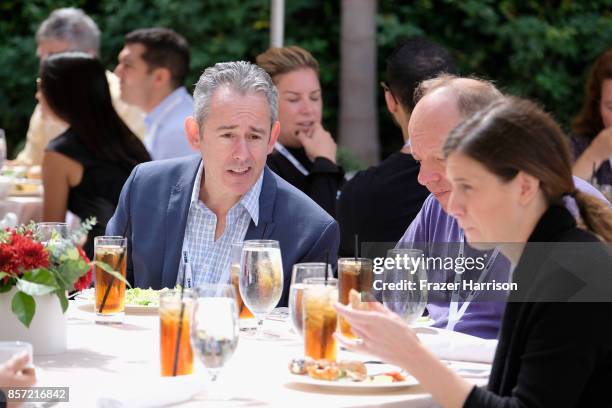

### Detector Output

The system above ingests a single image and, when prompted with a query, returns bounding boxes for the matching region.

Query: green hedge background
[1,0,611,163]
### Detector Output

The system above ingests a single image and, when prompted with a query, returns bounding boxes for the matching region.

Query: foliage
[1,1,611,161]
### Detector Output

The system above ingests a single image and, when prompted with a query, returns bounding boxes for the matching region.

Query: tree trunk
[339,0,379,167]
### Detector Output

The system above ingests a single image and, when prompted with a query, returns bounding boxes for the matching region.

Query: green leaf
[55,258,89,290]
[11,291,35,328]
[22,269,58,286]
[55,289,68,313]
[60,247,80,262]
[94,261,132,288]
[16,269,59,296]
[16,279,57,296]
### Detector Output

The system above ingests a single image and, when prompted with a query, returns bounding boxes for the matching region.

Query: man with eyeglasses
[336,37,458,256]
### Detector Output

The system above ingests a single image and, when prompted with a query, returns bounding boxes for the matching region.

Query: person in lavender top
[396,75,610,339]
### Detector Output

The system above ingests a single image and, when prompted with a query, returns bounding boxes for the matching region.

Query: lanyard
[145,94,183,150]
[446,231,500,331]
[274,142,310,176]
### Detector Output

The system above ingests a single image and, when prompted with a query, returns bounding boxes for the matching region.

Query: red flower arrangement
[0,222,96,328]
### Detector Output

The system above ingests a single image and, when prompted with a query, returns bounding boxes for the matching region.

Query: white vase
[0,287,67,355]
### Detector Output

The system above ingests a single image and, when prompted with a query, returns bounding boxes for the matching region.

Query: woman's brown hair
[572,48,612,139]
[256,46,319,83]
[444,97,612,242]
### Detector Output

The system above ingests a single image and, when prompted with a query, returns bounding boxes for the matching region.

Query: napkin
[96,375,204,408]
[415,327,497,363]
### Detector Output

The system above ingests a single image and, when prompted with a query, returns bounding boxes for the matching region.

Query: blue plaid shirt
[178,162,262,287]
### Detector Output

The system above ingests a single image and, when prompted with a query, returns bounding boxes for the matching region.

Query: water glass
[239,240,283,339]
[191,284,239,390]
[382,248,428,325]
[36,222,68,245]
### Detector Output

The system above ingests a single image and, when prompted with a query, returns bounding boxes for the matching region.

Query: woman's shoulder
[45,128,89,162]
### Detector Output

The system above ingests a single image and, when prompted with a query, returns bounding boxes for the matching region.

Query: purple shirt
[397,176,610,339]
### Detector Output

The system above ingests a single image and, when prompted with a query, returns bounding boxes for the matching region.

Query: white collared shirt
[178,162,263,287]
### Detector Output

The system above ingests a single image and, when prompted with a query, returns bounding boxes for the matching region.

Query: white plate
[286,363,418,390]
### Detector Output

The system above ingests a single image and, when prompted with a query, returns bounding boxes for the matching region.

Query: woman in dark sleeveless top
[38,52,150,257]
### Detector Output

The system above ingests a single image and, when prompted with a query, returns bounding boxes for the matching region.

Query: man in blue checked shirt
[107,61,339,307]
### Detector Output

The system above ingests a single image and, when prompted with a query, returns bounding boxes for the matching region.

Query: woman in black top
[335,97,612,407]
[38,52,150,257]
[256,46,344,216]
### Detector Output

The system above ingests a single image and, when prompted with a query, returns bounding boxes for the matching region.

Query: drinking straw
[354,234,359,261]
[99,224,128,314]
[324,250,330,285]
[172,251,189,377]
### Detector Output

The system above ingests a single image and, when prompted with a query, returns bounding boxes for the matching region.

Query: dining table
[30,298,493,408]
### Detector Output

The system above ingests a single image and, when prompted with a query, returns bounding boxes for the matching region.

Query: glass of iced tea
[160,289,194,376]
[338,258,373,339]
[94,236,127,324]
[303,277,338,361]
[289,263,331,337]
[230,242,254,321]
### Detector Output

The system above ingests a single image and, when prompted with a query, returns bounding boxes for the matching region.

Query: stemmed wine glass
[190,284,239,393]
[239,240,283,339]
[382,248,428,325]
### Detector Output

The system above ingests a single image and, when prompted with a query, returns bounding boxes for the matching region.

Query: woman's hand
[334,302,474,408]
[297,122,338,164]
[0,352,36,388]
[0,352,37,408]
[334,301,421,368]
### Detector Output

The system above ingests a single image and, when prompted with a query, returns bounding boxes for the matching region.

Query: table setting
[1,234,491,407]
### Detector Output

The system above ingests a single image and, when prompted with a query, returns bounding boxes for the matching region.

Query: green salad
[125,288,165,306]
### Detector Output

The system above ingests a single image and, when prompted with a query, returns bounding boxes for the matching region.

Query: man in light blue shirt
[115,28,195,160]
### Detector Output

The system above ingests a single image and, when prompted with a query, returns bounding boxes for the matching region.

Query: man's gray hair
[193,61,278,127]
[36,8,101,55]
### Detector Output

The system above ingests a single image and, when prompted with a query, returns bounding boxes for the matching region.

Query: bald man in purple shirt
[396,75,610,339]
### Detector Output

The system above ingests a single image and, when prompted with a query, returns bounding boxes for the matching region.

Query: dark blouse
[571,135,612,186]
[465,205,612,407]
[267,146,345,217]
[46,129,137,257]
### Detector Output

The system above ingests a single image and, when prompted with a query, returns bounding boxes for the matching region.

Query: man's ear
[384,90,398,114]
[152,67,172,88]
[185,116,201,150]
[268,121,280,154]
[516,170,541,206]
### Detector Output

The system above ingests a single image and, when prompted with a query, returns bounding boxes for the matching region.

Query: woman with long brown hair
[336,97,612,407]
[571,48,612,187]
[39,52,151,257]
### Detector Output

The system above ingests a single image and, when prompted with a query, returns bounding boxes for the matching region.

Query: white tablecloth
[2,196,43,224]
[33,302,490,407]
